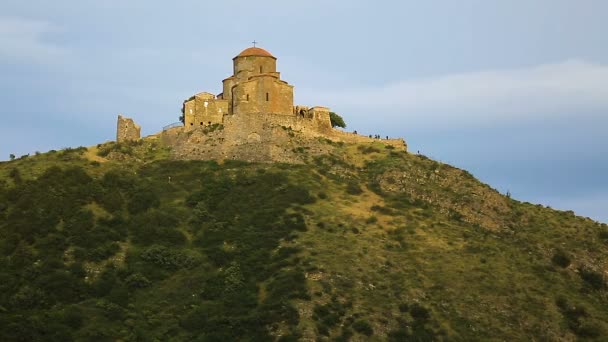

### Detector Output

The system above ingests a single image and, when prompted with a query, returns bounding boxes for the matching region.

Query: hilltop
[1,136,607,341]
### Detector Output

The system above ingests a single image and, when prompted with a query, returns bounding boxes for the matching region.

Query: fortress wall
[329,129,407,150]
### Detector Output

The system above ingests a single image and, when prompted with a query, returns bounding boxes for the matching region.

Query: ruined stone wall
[308,107,333,134]
[116,115,141,142]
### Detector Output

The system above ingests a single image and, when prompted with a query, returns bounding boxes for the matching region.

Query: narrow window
[260,66,263,73]
[266,92,269,101]
[246,94,249,101]
[190,123,193,126]
[200,122,203,125]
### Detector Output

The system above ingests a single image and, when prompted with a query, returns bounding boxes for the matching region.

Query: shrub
[125,273,151,288]
[352,320,374,336]
[599,229,608,241]
[8,168,22,184]
[127,187,160,214]
[578,267,605,290]
[365,216,378,224]
[410,303,430,321]
[140,245,199,270]
[86,242,120,261]
[551,249,572,268]
[329,112,346,128]
[357,145,380,154]
[62,306,84,329]
[346,181,363,195]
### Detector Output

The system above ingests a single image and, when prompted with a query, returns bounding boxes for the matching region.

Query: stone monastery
[180,46,332,133]
[116,46,406,162]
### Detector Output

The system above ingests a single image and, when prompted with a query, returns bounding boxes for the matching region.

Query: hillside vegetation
[1,139,607,341]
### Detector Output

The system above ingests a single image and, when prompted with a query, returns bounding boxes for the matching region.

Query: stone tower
[116,114,141,142]
[222,47,294,116]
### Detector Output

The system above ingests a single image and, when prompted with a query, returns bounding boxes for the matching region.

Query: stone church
[115,46,406,162]
[182,46,332,132]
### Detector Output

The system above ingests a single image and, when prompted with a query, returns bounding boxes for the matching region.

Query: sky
[0,0,606,222]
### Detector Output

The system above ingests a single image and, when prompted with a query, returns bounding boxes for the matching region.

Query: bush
[551,249,572,268]
[329,112,346,128]
[140,245,199,270]
[125,273,151,288]
[127,187,160,214]
[62,306,84,329]
[578,267,605,290]
[9,168,22,184]
[352,320,374,336]
[357,145,380,154]
[410,303,430,321]
[599,229,608,241]
[346,181,363,195]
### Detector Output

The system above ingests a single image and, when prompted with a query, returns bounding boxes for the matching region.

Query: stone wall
[183,93,228,130]
[116,115,141,143]
[232,75,293,115]
[328,129,407,150]
[161,109,407,164]
[233,55,277,81]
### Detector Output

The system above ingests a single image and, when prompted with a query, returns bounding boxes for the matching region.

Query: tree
[329,112,346,128]
[9,154,15,161]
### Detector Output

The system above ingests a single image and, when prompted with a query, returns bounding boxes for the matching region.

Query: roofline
[232,55,277,61]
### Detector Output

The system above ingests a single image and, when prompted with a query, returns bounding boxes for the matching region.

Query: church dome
[235,47,275,59]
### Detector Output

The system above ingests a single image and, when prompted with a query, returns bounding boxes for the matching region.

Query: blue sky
[1,1,606,222]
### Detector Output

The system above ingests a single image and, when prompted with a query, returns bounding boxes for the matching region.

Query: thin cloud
[301,60,608,126]
[0,17,68,64]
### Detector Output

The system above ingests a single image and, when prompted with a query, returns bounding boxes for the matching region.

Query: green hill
[1,139,607,341]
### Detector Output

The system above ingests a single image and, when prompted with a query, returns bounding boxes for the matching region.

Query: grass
[0,140,607,340]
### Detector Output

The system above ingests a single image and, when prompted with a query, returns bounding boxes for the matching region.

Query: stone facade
[116,115,141,142]
[183,47,311,130]
[183,92,228,128]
